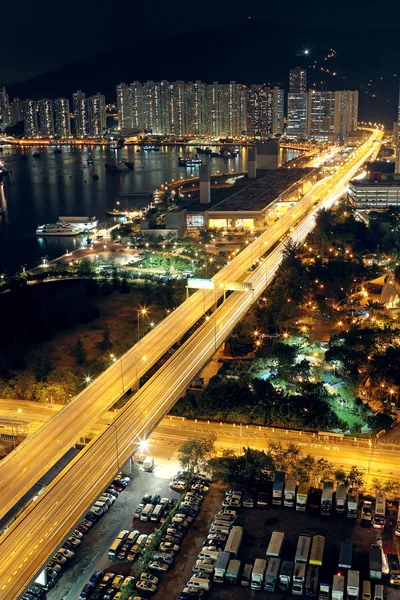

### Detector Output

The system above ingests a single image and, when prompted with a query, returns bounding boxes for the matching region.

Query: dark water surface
[0,145,299,274]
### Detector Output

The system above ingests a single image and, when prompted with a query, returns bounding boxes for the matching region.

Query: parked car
[127,544,140,562]
[67,535,82,546]
[58,547,74,559]
[166,527,184,539]
[140,573,159,585]
[159,541,180,553]
[170,481,186,492]
[112,574,124,589]
[141,494,152,504]
[146,533,155,548]
[162,534,182,545]
[117,543,130,560]
[76,523,89,535]
[136,580,157,594]
[106,488,119,498]
[222,494,241,508]
[137,534,148,546]
[120,575,135,590]
[79,583,94,599]
[134,504,144,519]
[100,573,115,587]
[89,571,104,586]
[102,588,116,600]
[152,494,161,505]
[207,533,227,543]
[191,483,209,493]
[80,519,94,530]
[45,568,58,580]
[47,561,62,573]
[149,560,169,573]
[53,553,67,565]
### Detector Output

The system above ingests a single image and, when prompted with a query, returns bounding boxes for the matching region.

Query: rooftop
[208,167,312,213]
[350,178,400,188]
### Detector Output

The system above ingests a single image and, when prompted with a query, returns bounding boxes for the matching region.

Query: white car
[149,560,169,573]
[140,573,159,585]
[170,481,186,492]
[191,483,209,493]
[136,580,157,593]
[222,494,241,508]
[159,541,180,553]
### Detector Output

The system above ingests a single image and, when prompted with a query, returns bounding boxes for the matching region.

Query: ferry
[178,155,202,167]
[36,222,84,236]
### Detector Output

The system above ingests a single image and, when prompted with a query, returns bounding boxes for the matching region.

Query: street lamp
[137,307,148,342]
[9,408,22,449]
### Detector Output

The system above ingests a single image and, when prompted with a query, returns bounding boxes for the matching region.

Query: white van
[198,547,220,561]
[99,495,113,507]
[374,584,383,600]
[193,560,214,575]
[187,576,211,591]
[362,581,371,600]
[140,503,154,522]
[94,500,109,513]
[210,524,230,536]
[151,504,163,522]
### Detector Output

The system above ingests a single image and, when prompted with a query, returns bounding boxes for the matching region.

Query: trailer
[279,560,294,591]
[295,535,311,563]
[338,542,352,570]
[318,567,331,600]
[296,480,309,512]
[284,474,297,507]
[320,482,334,516]
[347,489,359,519]
[213,551,231,583]
[251,558,267,590]
[264,557,281,591]
[369,545,382,580]
[347,569,360,600]
[335,483,347,514]
[387,553,400,585]
[224,526,243,558]
[266,531,285,558]
[226,559,241,584]
[309,536,325,567]
[305,564,319,597]
[332,574,345,600]
[272,471,285,505]
[293,562,307,595]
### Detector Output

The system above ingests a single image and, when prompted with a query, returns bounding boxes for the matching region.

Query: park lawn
[334,409,364,430]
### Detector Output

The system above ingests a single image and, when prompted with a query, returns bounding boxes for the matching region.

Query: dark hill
[8,19,400,124]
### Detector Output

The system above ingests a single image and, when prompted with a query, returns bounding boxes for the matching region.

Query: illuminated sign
[187,278,215,289]
[223,281,253,292]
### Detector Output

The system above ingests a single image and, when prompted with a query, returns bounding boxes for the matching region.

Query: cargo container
[369,546,382,580]
[335,483,347,513]
[309,536,325,566]
[321,482,334,516]
[224,526,243,558]
[279,560,293,591]
[226,559,241,584]
[251,558,267,590]
[272,471,285,506]
[372,493,386,529]
[305,564,319,597]
[266,531,285,558]
[293,562,307,595]
[214,551,231,583]
[338,542,352,570]
[265,557,281,591]
[347,490,359,519]
[284,474,297,507]
[332,574,345,600]
[296,480,309,511]
[347,570,360,600]
[295,535,311,563]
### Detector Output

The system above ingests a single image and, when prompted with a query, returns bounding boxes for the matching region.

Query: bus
[338,542,352,570]
[108,538,122,559]
[295,535,311,563]
[305,564,319,597]
[372,493,386,529]
[140,503,154,521]
[266,531,285,558]
[395,503,400,537]
[309,536,325,566]
[224,526,243,558]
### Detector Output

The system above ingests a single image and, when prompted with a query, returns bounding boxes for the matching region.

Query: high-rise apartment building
[23,100,39,138]
[38,99,55,137]
[287,93,308,138]
[396,85,400,174]
[143,81,162,133]
[0,87,11,128]
[54,98,71,137]
[308,91,336,141]
[116,83,131,132]
[72,91,89,137]
[289,67,307,93]
[334,90,358,143]
[272,86,284,135]
[11,99,23,124]
[87,93,106,137]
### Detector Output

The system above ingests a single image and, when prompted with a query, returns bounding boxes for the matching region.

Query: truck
[346,570,360,600]
[369,545,382,580]
[295,535,311,563]
[224,526,243,558]
[284,474,297,508]
[361,500,373,522]
[347,489,359,519]
[143,456,154,472]
[226,559,241,584]
[318,567,331,600]
[272,471,285,505]
[266,531,285,558]
[332,574,345,600]
[213,551,231,583]
[308,488,322,513]
[338,542,352,570]
[251,558,267,590]
[279,560,294,591]
[320,482,334,516]
[293,562,307,595]
[296,480,309,511]
[387,553,400,585]
[265,558,281,592]
[305,564,319,597]
[335,483,347,514]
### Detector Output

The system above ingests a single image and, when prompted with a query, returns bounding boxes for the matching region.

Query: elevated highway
[0,130,382,598]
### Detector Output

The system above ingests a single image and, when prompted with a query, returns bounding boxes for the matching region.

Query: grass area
[334,409,364,429]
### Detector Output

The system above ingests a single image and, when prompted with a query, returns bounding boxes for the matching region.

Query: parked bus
[305,564,319,597]
[266,531,285,558]
[108,538,122,559]
[309,536,325,566]
[140,503,154,521]
[224,526,243,558]
[372,493,386,529]
[295,535,312,563]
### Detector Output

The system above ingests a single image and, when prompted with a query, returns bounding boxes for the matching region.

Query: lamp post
[9,408,22,449]
[137,307,148,342]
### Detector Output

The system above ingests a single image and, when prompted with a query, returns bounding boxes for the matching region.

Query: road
[0,130,382,598]
[151,418,399,481]
[0,143,350,523]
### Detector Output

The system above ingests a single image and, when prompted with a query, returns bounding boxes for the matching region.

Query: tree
[178,435,216,474]
[209,447,274,485]
[72,337,86,365]
[347,466,364,489]
[29,348,53,381]
[99,328,112,352]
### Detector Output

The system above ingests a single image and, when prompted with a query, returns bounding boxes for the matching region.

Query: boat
[33,152,41,158]
[36,222,84,236]
[105,162,129,173]
[53,148,62,154]
[124,161,134,170]
[153,147,160,151]
[93,173,99,180]
[195,147,212,155]
[143,145,155,151]
[87,154,94,164]
[178,155,202,167]
[0,162,9,177]
[210,152,220,157]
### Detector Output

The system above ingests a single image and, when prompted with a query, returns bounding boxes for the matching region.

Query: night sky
[2,0,398,84]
